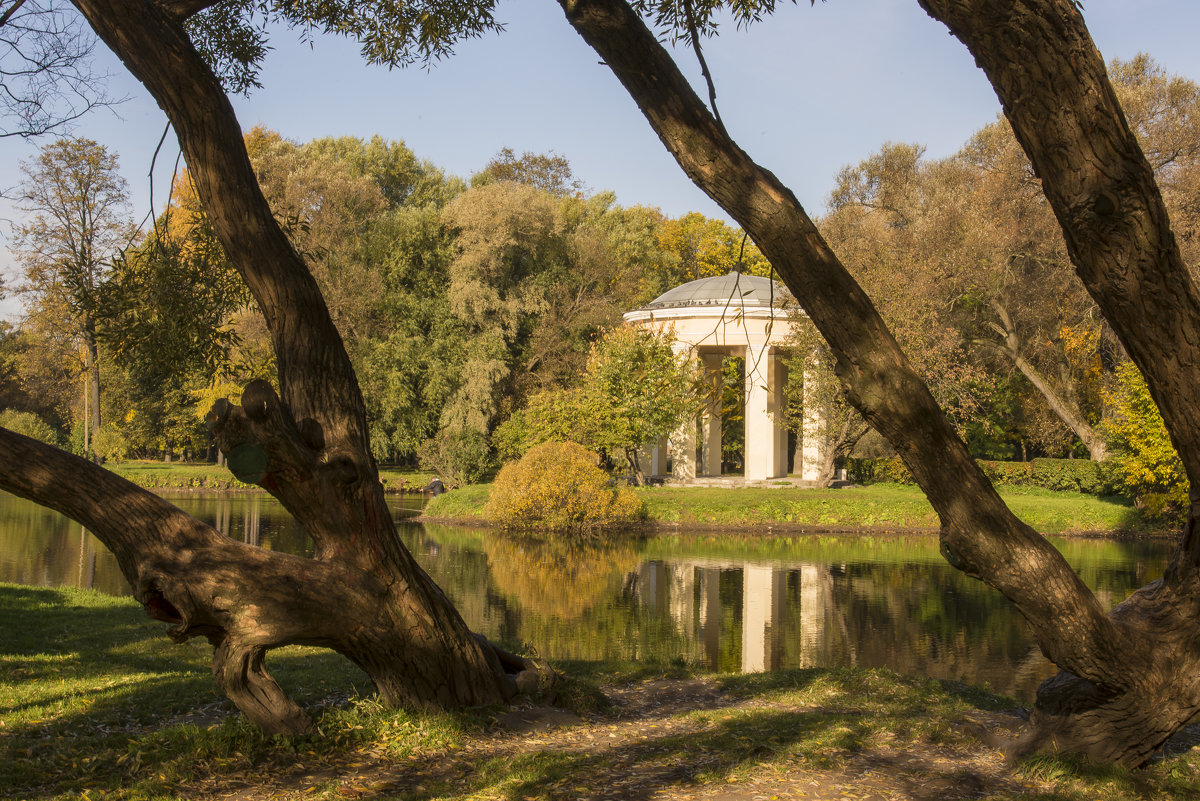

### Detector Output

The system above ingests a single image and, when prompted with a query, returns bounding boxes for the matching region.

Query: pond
[0,490,1171,702]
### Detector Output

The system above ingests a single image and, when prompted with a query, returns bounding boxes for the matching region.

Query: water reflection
[0,491,1172,701]
[409,526,1169,701]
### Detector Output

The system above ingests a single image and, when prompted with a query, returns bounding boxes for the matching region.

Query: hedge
[847,455,1123,496]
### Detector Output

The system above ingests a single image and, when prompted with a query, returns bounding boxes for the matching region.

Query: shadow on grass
[293,669,1068,801]
[0,584,376,800]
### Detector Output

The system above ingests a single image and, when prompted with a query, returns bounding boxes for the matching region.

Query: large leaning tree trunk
[558,0,1200,766]
[0,0,550,735]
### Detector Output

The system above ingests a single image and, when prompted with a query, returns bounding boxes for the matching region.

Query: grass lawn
[104,461,433,493]
[3,583,1198,800]
[426,481,1159,535]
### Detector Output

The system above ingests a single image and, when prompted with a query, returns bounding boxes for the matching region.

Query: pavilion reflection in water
[632,560,833,673]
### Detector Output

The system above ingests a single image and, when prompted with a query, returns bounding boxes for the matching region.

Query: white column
[701,353,724,476]
[744,345,788,480]
[672,344,698,480]
[647,436,668,476]
[800,361,824,482]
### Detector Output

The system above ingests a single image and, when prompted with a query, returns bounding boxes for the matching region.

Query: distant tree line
[0,132,769,480]
[1,56,1194,507]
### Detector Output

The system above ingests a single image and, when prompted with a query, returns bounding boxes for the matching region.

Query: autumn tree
[655,210,769,286]
[478,146,584,197]
[11,137,133,461]
[558,0,1200,765]
[496,325,702,483]
[821,57,1200,464]
[0,0,555,735]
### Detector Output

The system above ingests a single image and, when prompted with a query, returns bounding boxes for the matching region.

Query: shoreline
[416,514,1179,541]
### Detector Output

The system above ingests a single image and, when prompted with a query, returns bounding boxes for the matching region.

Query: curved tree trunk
[557,0,1200,765]
[0,0,549,733]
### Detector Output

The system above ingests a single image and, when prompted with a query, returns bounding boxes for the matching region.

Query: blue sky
[3,1,1200,319]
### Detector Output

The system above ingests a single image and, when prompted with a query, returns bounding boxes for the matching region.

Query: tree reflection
[484,534,640,619]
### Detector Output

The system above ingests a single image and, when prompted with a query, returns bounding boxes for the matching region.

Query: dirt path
[187,676,1047,801]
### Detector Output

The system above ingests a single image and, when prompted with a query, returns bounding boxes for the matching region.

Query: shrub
[0,409,59,446]
[846,456,913,484]
[418,428,494,488]
[976,459,1034,487]
[851,454,1123,497]
[92,423,131,462]
[486,441,645,534]
[1029,458,1122,495]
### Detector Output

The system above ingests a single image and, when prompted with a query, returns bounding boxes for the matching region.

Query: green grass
[423,483,492,520]
[0,584,471,800]
[3,584,1199,800]
[426,481,1157,535]
[103,460,432,493]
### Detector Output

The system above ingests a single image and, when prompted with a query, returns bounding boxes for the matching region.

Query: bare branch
[0,0,121,137]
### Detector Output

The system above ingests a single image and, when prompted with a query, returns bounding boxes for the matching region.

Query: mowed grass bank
[104,461,433,493]
[4,583,1200,801]
[426,481,1158,536]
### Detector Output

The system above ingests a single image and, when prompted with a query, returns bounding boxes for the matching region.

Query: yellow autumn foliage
[486,441,645,534]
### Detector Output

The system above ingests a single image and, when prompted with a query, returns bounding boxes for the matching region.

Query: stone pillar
[800,362,824,482]
[744,345,788,481]
[646,436,668,477]
[701,353,724,476]
[672,344,698,480]
[671,422,697,480]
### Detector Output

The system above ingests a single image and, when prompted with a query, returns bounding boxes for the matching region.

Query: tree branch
[154,0,220,19]
[557,0,1138,690]
[68,0,376,499]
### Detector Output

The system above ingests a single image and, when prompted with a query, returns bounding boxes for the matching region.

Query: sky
[3,0,1200,320]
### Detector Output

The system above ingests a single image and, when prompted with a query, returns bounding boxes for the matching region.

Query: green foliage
[90,422,129,461]
[485,441,645,533]
[1102,361,1189,516]
[0,408,58,445]
[654,211,770,285]
[418,427,495,488]
[1030,458,1122,495]
[851,455,1124,496]
[846,456,914,485]
[496,326,702,478]
[475,147,584,197]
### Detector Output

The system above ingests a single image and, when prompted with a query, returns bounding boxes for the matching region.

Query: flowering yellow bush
[485,441,645,534]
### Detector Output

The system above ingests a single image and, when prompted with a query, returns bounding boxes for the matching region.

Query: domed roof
[643,272,790,310]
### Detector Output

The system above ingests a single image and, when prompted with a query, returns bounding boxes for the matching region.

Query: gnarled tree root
[1009,671,1200,768]
[212,639,315,736]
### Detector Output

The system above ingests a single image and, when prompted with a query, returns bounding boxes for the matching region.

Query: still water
[0,491,1172,701]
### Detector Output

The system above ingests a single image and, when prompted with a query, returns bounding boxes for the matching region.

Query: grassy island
[425,481,1165,537]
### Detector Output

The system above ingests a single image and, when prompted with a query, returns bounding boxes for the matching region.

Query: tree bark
[0,0,554,733]
[557,0,1200,765]
[914,0,1200,764]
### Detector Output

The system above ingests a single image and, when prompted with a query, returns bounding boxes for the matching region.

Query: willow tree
[0,0,549,734]
[557,0,1200,766]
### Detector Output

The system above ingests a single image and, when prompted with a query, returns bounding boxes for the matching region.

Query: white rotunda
[623,272,823,483]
